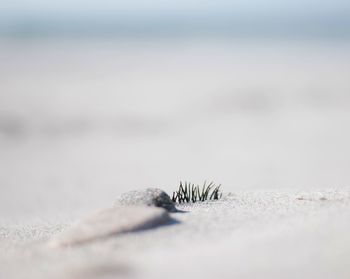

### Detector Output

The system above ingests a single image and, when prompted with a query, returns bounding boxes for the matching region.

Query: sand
[1,190,350,279]
[1,38,350,278]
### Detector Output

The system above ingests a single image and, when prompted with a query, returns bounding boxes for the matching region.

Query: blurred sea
[1,16,350,223]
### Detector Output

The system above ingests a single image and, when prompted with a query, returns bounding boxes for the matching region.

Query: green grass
[171,181,222,203]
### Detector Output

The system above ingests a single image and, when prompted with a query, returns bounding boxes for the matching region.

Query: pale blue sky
[1,0,349,38]
[1,0,349,18]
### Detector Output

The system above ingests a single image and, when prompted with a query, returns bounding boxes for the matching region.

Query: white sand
[1,190,350,278]
[1,39,350,278]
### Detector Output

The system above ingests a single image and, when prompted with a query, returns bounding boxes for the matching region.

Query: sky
[1,0,349,18]
[0,0,349,38]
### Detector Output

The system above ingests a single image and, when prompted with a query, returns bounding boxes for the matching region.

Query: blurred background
[0,0,350,223]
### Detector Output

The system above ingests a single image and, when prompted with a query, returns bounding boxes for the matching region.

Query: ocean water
[0,37,350,223]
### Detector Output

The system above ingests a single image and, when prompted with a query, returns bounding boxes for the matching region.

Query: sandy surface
[1,38,350,278]
[1,190,350,279]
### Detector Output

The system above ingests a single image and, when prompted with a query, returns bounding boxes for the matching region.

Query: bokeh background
[1,0,350,223]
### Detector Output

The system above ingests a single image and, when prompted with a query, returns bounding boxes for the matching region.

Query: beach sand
[1,190,350,279]
[1,39,350,278]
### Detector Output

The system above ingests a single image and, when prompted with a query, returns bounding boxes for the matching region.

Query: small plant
[171,181,222,203]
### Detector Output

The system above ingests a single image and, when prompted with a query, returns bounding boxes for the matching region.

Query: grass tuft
[171,181,222,203]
